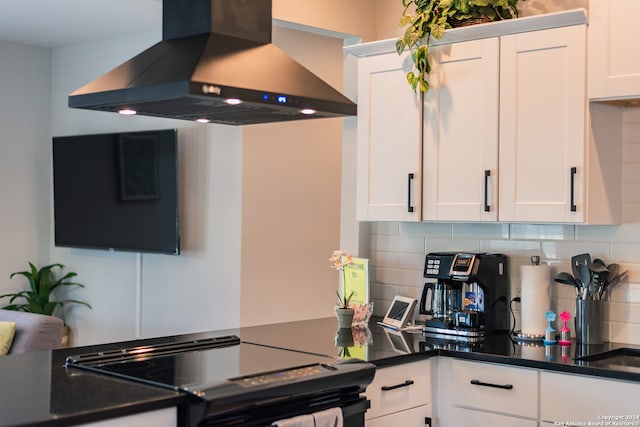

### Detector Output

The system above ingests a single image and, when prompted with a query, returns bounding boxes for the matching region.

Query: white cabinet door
[356,51,422,221]
[423,38,499,221]
[499,25,587,222]
[589,0,640,101]
[367,404,431,427]
[540,370,640,423]
[366,359,432,421]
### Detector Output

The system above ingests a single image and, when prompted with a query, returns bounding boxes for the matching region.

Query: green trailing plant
[396,0,522,93]
[0,262,91,316]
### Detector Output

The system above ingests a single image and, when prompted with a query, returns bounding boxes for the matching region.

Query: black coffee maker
[420,252,509,342]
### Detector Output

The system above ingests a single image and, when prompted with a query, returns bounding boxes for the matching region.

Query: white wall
[49,32,243,345]
[0,41,51,294]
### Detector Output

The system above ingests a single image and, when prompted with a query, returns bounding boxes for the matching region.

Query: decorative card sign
[343,258,369,305]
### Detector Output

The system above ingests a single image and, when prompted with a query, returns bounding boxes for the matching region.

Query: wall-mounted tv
[53,129,180,255]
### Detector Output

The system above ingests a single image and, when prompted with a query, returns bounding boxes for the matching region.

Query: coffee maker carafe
[419,252,509,342]
[422,281,459,321]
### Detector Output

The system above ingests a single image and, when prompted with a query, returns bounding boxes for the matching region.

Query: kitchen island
[1,316,639,426]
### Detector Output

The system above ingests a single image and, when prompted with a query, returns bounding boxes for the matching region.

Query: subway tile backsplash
[368,107,640,345]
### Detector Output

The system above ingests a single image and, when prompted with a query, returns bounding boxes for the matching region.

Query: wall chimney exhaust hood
[68,0,357,126]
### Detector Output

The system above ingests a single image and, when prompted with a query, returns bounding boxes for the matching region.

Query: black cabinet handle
[381,379,414,391]
[425,416,432,427]
[484,169,491,212]
[407,173,415,213]
[470,379,513,390]
[570,167,577,212]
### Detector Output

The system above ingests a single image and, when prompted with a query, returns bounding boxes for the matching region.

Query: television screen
[53,129,180,255]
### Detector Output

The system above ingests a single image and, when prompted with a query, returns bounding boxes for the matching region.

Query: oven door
[198,388,370,427]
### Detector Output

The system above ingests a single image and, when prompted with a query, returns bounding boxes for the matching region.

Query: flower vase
[335,307,355,328]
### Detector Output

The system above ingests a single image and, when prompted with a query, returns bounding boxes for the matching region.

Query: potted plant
[335,290,355,328]
[396,0,523,93]
[330,250,356,328]
[0,262,91,317]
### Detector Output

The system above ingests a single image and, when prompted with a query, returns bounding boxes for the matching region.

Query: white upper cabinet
[499,25,587,222]
[499,22,623,224]
[423,38,500,221]
[347,9,622,224]
[589,0,640,102]
[354,49,422,222]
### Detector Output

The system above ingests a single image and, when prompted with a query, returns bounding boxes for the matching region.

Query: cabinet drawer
[366,359,432,420]
[440,358,538,418]
[541,371,640,423]
[367,404,431,427]
[445,406,538,427]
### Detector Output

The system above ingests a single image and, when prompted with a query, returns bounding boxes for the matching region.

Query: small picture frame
[379,296,417,330]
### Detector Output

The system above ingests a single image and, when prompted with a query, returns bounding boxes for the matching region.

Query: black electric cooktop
[65,335,374,406]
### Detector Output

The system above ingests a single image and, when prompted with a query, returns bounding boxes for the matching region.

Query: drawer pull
[381,379,414,391]
[470,379,513,390]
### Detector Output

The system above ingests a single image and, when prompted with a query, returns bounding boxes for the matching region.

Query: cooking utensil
[571,254,590,284]
[587,262,608,274]
[571,253,592,299]
[553,272,580,297]
[554,272,578,286]
[578,263,592,299]
[601,270,627,299]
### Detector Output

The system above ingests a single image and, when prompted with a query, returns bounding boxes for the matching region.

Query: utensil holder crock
[575,298,603,345]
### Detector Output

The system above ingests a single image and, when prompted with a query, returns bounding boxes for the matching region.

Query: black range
[65,335,375,427]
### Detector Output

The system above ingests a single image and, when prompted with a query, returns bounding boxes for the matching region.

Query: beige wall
[273,0,377,42]
[519,0,588,17]
[371,0,590,40]
[240,27,345,326]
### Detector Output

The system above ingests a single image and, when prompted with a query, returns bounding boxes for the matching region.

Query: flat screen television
[52,129,180,255]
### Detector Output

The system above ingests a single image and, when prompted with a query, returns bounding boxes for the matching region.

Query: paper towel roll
[520,264,551,336]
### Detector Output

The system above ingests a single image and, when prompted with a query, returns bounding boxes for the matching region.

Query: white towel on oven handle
[313,407,343,427]
[271,413,314,427]
[271,407,343,427]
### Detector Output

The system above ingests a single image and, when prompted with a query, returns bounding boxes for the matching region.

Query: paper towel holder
[511,255,547,345]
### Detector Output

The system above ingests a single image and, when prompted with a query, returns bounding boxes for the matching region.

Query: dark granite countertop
[237,316,640,383]
[2,316,639,426]
[0,348,185,427]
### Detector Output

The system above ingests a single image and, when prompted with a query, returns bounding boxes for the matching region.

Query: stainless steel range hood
[68,0,356,126]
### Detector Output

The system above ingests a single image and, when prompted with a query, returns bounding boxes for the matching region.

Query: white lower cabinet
[540,370,640,424]
[369,356,640,427]
[436,358,538,427]
[366,359,432,426]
